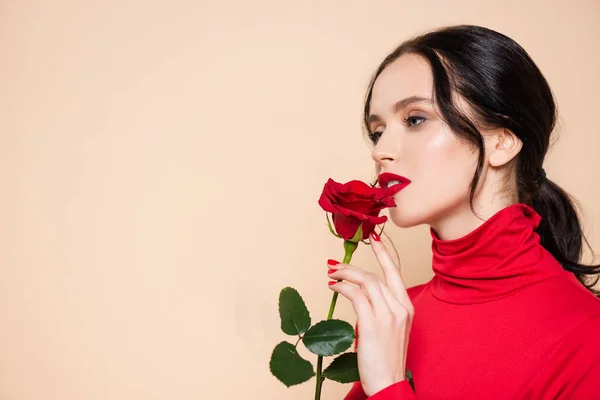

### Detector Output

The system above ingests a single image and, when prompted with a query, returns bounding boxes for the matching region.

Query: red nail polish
[327,269,337,274]
[327,259,340,266]
[328,281,337,286]
[370,231,381,241]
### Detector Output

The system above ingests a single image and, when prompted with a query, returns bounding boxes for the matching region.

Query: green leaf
[302,319,355,356]
[279,287,311,335]
[326,213,342,238]
[269,341,315,387]
[348,223,363,243]
[322,352,360,383]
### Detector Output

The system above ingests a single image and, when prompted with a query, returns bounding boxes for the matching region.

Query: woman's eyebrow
[367,96,433,124]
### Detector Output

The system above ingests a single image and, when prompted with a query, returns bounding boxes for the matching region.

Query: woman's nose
[371,143,397,166]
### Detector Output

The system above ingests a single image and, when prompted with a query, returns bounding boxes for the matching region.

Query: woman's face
[368,53,481,229]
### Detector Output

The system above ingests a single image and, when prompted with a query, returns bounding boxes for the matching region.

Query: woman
[326,25,600,399]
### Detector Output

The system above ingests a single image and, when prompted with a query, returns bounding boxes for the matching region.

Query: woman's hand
[327,231,414,397]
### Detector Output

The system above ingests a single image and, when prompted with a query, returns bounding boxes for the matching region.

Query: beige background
[0,1,598,399]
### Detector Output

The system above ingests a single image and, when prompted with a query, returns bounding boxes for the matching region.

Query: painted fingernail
[327,269,337,274]
[327,259,340,266]
[370,231,381,241]
[328,281,337,286]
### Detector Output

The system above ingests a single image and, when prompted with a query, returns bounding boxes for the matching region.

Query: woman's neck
[429,199,517,241]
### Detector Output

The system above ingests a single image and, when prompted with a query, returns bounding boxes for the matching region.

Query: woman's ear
[488,128,523,167]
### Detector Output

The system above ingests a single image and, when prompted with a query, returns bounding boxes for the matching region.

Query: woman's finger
[327,280,374,325]
[376,279,413,360]
[369,232,411,306]
[327,264,390,316]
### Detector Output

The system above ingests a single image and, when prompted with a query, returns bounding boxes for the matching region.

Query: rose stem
[314,239,359,400]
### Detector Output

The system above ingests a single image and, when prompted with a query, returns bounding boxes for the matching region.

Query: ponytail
[533,177,600,296]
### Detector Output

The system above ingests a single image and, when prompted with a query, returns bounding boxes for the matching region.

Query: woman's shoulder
[521,312,600,398]
[541,271,600,311]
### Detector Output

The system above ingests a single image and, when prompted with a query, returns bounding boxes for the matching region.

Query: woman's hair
[363,25,600,296]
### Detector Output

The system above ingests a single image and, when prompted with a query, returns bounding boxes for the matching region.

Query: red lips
[377,172,411,197]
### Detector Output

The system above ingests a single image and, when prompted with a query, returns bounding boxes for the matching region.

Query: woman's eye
[368,116,424,143]
[402,116,426,127]
[368,131,383,144]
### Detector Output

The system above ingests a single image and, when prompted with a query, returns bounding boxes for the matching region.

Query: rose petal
[318,178,395,240]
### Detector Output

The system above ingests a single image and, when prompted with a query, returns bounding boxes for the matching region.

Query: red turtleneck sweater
[344,204,600,399]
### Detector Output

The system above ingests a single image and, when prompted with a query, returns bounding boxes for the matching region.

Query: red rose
[318,178,396,240]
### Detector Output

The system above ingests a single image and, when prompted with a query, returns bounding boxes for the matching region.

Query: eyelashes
[402,115,426,126]
[368,116,426,144]
[368,131,383,144]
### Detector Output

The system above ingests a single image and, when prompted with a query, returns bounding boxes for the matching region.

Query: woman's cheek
[387,185,431,228]
[389,153,474,226]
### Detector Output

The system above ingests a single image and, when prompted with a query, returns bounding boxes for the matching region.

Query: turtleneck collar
[430,203,566,304]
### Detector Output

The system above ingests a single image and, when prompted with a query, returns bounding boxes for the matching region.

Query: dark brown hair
[363,25,599,295]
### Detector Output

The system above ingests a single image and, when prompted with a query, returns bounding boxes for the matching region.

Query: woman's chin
[389,209,424,228]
